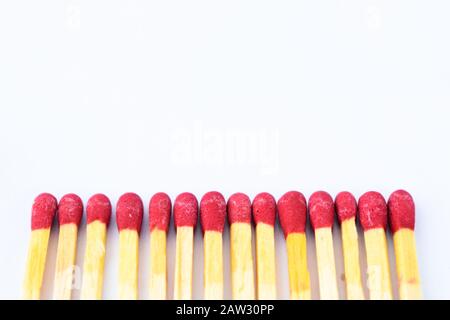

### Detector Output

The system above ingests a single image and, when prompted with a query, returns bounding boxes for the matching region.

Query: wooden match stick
[309,191,339,300]
[80,194,112,300]
[358,191,393,300]
[53,194,83,300]
[23,193,58,300]
[278,191,311,300]
[388,190,422,300]
[335,192,365,300]
[149,192,171,300]
[228,193,255,300]
[116,193,143,300]
[200,192,226,300]
[252,193,277,300]
[173,192,198,300]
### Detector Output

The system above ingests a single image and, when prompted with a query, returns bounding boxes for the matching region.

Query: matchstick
[200,191,226,300]
[80,194,112,300]
[173,192,198,300]
[116,193,143,300]
[252,193,277,300]
[309,191,339,300]
[149,192,171,300]
[23,193,58,300]
[278,191,310,300]
[228,193,255,300]
[335,192,365,300]
[358,191,393,300]
[53,194,83,300]
[388,190,422,300]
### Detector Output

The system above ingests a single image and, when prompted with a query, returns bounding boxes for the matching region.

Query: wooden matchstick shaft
[149,229,167,300]
[230,223,255,300]
[118,230,139,300]
[255,223,277,300]
[81,221,107,300]
[286,233,311,300]
[204,231,223,299]
[23,229,51,300]
[174,226,194,300]
[53,224,78,300]
[364,228,393,300]
[341,218,365,300]
[315,228,339,300]
[393,229,422,299]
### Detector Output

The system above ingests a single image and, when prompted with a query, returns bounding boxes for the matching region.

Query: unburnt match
[149,192,171,300]
[116,193,143,300]
[200,192,226,300]
[81,194,112,300]
[335,192,364,300]
[228,193,255,300]
[252,193,277,300]
[388,190,422,300]
[277,191,311,300]
[309,191,339,300]
[53,194,83,300]
[359,191,393,300]
[23,193,58,300]
[173,192,198,300]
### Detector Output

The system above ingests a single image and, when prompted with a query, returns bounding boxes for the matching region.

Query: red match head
[309,191,335,230]
[174,192,198,228]
[58,194,83,226]
[86,194,112,225]
[200,191,226,233]
[227,193,252,225]
[252,193,276,226]
[31,193,58,230]
[335,192,357,224]
[358,191,387,231]
[277,191,307,237]
[116,193,144,233]
[388,190,415,233]
[149,193,172,232]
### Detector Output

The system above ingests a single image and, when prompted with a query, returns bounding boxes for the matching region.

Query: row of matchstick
[24,190,420,300]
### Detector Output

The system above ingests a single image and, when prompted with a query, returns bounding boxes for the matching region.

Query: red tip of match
[309,191,335,230]
[116,193,144,233]
[200,192,226,233]
[58,194,83,226]
[31,193,58,230]
[87,194,112,225]
[277,191,307,237]
[388,190,415,233]
[149,193,172,232]
[252,193,276,226]
[335,192,357,224]
[358,191,388,231]
[227,193,252,224]
[174,193,198,228]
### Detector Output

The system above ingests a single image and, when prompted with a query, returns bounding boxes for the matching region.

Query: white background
[1,1,449,300]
